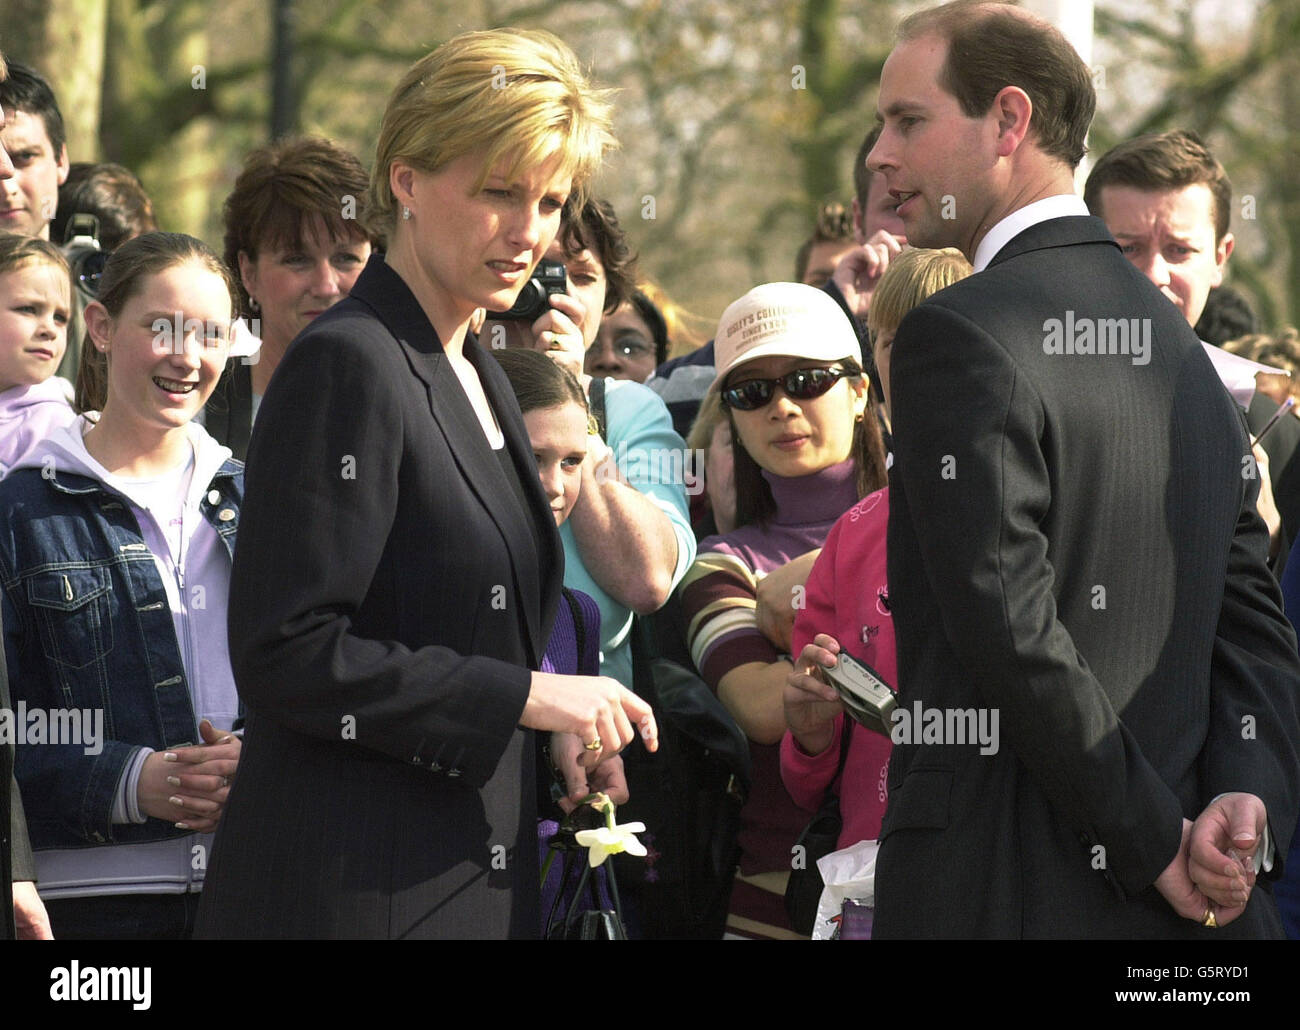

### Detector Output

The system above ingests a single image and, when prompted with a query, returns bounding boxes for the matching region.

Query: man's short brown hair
[1083,130,1232,244]
[898,1,1095,168]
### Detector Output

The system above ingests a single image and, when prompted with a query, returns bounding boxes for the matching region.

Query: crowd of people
[3,0,1300,941]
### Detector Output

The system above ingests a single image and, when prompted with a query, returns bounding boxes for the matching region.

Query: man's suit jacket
[879,215,1300,938]
[195,255,563,939]
[2,605,37,940]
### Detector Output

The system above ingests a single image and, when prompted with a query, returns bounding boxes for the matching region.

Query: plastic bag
[812,839,879,940]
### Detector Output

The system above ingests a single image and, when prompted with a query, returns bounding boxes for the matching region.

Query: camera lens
[74,249,109,298]
[511,280,543,317]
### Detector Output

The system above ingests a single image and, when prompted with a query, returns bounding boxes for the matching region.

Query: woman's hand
[530,293,588,382]
[523,672,657,769]
[550,732,630,813]
[755,549,822,653]
[1252,443,1282,560]
[13,881,53,939]
[785,634,846,756]
[137,719,241,832]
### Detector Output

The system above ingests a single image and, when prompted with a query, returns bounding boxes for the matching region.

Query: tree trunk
[0,0,107,163]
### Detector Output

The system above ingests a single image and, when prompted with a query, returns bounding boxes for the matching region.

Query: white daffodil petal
[622,837,648,858]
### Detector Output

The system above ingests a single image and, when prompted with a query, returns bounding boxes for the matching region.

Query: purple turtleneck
[698,457,860,574]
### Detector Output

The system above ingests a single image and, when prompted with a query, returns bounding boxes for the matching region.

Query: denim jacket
[0,429,242,852]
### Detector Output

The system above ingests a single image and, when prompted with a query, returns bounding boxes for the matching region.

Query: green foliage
[57,0,1299,332]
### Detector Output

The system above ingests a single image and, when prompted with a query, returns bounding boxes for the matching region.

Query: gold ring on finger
[584,736,602,752]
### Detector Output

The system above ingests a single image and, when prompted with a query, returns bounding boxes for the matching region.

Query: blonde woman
[196,29,655,940]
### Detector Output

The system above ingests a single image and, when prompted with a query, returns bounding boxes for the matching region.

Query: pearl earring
[403,206,411,221]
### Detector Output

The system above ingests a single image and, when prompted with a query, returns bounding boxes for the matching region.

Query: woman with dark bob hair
[195,28,656,940]
[203,136,375,460]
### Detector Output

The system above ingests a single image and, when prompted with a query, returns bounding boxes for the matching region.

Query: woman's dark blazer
[194,255,563,939]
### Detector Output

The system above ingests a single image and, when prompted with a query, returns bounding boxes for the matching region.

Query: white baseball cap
[710,281,862,394]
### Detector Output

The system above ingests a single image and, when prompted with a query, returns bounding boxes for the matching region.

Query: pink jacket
[782,486,895,850]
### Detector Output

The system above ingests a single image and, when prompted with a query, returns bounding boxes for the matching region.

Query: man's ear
[1212,232,1236,288]
[992,86,1033,158]
[56,143,69,185]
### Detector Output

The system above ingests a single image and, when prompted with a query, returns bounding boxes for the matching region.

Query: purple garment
[699,458,860,575]
[540,587,601,676]
[693,457,862,916]
[0,378,76,476]
[539,586,613,936]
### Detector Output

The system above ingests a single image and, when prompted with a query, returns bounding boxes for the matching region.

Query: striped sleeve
[678,552,782,690]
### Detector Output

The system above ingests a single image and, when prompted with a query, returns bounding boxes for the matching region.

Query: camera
[62,213,109,302]
[818,650,897,737]
[486,259,567,321]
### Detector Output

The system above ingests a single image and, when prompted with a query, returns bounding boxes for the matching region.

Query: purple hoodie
[0,376,77,476]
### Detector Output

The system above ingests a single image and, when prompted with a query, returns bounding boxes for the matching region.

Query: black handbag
[785,717,852,936]
[543,828,629,941]
[539,589,630,940]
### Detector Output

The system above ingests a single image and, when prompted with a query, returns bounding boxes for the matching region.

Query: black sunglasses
[720,365,855,411]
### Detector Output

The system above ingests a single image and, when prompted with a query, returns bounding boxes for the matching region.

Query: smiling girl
[0,232,243,939]
[0,234,74,475]
[677,281,888,938]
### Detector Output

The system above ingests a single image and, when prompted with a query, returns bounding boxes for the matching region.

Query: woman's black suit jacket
[195,255,562,939]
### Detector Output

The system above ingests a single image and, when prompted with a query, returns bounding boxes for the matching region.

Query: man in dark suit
[859,1,1300,937]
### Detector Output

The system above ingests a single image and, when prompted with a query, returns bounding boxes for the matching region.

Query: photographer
[484,197,695,689]
[52,162,159,381]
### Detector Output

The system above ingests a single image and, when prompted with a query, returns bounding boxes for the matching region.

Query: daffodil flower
[575,821,648,867]
[572,791,647,867]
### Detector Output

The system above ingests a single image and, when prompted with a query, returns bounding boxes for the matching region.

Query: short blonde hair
[867,247,973,335]
[367,29,616,235]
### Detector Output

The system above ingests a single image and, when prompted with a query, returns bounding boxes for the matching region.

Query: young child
[782,248,973,859]
[0,235,75,476]
[493,346,628,933]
